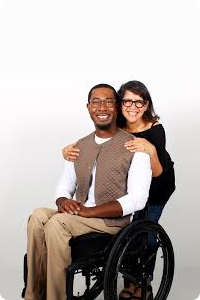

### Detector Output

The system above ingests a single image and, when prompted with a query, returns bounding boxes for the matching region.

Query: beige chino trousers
[25,207,121,300]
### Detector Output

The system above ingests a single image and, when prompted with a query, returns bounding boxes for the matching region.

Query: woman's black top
[132,124,175,206]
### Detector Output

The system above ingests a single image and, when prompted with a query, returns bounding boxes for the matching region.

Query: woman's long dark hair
[117,80,159,128]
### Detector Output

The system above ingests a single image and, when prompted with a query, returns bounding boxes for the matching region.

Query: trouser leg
[147,205,164,280]
[44,213,121,300]
[25,208,57,300]
[124,205,164,287]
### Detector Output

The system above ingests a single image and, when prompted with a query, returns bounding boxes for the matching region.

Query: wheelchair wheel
[103,220,174,300]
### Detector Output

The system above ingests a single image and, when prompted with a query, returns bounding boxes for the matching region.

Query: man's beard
[96,123,112,131]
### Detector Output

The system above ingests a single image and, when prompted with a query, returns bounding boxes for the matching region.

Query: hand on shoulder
[62,141,80,162]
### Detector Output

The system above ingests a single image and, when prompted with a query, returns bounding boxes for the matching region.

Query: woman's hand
[62,142,80,162]
[124,138,163,177]
[124,138,156,156]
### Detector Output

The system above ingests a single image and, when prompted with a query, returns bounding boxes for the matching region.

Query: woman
[62,80,175,299]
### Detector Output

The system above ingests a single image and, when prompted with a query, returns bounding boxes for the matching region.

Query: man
[25,84,152,300]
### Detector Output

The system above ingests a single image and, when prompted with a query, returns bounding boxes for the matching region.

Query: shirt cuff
[117,195,134,216]
[54,192,72,201]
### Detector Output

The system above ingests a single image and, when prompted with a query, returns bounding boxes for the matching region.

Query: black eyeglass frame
[122,99,148,108]
[88,98,117,108]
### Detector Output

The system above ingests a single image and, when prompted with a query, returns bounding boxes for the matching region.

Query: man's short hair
[88,84,118,102]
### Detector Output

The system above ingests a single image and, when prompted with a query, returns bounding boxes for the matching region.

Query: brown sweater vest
[74,128,135,227]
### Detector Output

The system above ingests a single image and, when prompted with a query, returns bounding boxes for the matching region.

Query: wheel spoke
[103,221,174,300]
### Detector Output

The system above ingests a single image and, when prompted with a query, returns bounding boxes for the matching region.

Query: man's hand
[77,205,92,218]
[56,197,81,214]
[56,198,123,218]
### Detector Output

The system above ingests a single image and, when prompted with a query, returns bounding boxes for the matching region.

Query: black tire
[22,254,28,298]
[103,220,174,300]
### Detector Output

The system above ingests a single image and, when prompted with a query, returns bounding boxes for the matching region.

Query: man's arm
[55,160,79,213]
[117,152,152,216]
[78,152,152,218]
[78,201,123,218]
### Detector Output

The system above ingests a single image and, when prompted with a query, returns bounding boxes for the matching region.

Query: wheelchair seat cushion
[69,232,113,261]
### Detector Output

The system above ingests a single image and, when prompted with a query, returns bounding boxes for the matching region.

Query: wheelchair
[22,209,174,300]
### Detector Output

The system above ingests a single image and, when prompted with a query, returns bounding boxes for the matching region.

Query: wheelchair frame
[22,211,175,300]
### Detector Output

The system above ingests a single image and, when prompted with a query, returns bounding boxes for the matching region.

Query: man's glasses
[122,99,147,108]
[89,98,116,108]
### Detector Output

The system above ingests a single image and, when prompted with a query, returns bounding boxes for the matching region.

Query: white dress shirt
[55,135,152,217]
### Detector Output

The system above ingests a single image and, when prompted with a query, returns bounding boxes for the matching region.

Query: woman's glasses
[122,99,147,108]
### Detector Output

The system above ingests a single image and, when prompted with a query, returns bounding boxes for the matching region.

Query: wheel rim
[104,221,174,300]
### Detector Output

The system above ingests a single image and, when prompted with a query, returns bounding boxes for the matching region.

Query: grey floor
[0,266,199,300]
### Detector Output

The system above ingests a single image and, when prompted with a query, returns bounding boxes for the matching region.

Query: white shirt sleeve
[54,160,77,200]
[117,152,152,216]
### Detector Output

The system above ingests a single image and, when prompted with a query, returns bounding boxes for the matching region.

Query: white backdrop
[0,0,200,299]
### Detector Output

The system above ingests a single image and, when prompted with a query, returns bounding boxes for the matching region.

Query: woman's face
[121,90,148,124]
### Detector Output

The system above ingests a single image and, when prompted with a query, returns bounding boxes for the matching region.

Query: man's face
[87,87,118,130]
